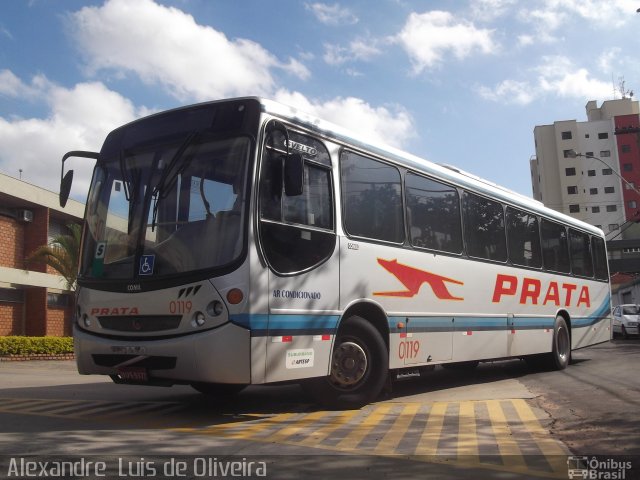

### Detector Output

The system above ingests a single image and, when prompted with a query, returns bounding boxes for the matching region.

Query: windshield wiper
[150,131,199,231]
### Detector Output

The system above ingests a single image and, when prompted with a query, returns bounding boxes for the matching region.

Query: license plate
[117,366,149,383]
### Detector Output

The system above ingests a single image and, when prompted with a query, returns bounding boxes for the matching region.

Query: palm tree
[26,223,82,291]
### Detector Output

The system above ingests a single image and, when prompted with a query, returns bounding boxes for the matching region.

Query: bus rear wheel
[302,315,388,410]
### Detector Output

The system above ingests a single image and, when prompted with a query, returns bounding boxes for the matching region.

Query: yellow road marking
[262,410,329,443]
[335,403,393,450]
[374,403,420,454]
[457,401,479,458]
[486,399,526,468]
[414,402,447,456]
[295,409,361,447]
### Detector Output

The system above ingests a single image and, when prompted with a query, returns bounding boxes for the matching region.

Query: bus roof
[257,97,604,238]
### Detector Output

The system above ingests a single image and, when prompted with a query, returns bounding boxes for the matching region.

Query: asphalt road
[0,338,639,479]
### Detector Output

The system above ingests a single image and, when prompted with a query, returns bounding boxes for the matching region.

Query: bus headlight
[206,300,224,317]
[192,312,206,328]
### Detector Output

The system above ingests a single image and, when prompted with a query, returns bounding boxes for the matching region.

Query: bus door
[258,127,339,382]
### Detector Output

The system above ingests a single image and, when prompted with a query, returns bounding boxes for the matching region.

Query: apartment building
[530,98,640,275]
[0,172,83,337]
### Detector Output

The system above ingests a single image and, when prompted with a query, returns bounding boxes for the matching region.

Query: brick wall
[0,302,23,335]
[24,288,47,336]
[47,304,73,336]
[0,216,24,269]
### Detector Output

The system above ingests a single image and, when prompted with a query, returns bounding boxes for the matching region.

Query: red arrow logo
[374,258,464,300]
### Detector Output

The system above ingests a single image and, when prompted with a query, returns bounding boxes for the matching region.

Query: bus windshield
[81,135,251,280]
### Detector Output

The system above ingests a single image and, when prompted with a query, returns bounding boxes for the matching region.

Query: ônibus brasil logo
[374,258,464,301]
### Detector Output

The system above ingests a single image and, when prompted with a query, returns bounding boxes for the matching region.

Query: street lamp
[566,149,640,196]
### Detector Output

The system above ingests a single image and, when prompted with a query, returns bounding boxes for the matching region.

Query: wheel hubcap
[330,341,368,388]
[557,325,569,362]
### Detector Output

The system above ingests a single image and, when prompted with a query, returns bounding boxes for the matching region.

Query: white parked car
[612,304,640,338]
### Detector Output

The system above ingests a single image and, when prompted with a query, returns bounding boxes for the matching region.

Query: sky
[1,0,639,201]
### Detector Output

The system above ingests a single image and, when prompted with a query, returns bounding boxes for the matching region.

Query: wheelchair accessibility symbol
[139,255,155,276]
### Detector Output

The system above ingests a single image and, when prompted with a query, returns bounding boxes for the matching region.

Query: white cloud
[0,72,145,199]
[517,0,638,45]
[305,2,358,26]
[70,0,308,102]
[470,0,517,21]
[323,38,382,66]
[395,11,498,73]
[478,56,613,105]
[477,79,535,105]
[274,90,415,148]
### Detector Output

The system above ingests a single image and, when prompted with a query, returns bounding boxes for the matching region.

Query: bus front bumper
[73,322,251,385]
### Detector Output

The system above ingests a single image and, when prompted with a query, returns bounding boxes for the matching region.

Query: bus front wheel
[302,315,388,410]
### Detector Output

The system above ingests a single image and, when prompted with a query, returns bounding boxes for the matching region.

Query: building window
[604,186,615,194]
[563,149,575,158]
[561,131,572,140]
[585,134,590,138]
[603,169,613,175]
[0,288,24,303]
[47,293,70,307]
[598,132,609,139]
[592,206,600,213]
[622,144,631,153]
[587,170,596,177]
[629,201,637,209]
[608,224,619,232]
[569,204,580,213]
[567,186,578,194]
[606,205,617,212]
[589,188,598,195]
[600,150,611,157]
[586,152,594,157]
[565,167,576,176]
[623,163,633,172]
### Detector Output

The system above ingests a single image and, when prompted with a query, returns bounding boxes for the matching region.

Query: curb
[0,354,75,362]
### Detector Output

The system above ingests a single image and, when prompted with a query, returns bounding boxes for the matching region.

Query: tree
[26,223,81,291]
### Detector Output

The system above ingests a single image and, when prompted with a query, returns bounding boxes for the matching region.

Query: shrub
[0,336,74,356]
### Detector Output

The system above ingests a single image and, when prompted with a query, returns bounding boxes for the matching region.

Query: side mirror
[59,170,74,208]
[284,153,304,196]
[59,150,100,207]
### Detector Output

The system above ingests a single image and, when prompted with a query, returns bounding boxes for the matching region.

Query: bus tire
[545,315,571,370]
[302,315,388,410]
[190,382,247,397]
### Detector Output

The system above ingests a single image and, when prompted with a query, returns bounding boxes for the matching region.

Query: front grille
[92,354,176,370]
[97,315,182,332]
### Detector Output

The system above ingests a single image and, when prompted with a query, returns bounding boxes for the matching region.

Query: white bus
[60,97,611,409]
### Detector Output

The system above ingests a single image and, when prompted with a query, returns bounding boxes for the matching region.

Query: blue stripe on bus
[231,299,611,337]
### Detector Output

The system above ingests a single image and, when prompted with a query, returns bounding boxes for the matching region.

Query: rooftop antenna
[618,76,633,99]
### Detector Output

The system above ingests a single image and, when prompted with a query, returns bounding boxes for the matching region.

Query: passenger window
[541,219,570,273]
[463,191,507,262]
[592,236,609,281]
[506,207,541,268]
[340,151,404,243]
[405,173,462,254]
[259,129,335,274]
[569,229,594,277]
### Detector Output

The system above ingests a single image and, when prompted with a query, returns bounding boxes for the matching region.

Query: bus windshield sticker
[92,242,106,277]
[139,255,155,276]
